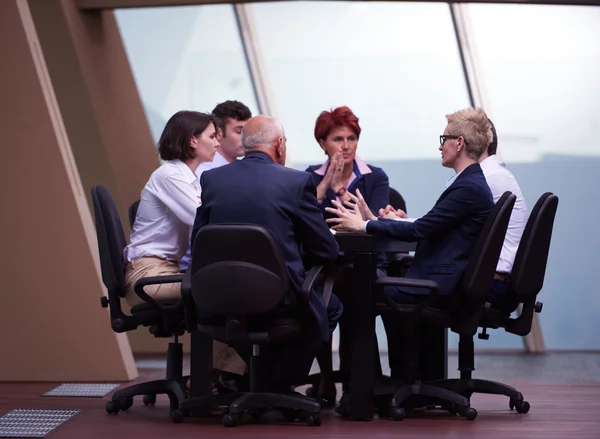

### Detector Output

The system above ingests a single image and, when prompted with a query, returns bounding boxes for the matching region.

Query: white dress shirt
[124,160,201,263]
[195,151,229,184]
[480,154,528,274]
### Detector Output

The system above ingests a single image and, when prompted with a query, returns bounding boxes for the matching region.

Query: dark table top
[334,232,416,254]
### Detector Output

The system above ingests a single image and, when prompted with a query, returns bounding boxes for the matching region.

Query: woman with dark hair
[123,110,219,306]
[305,106,390,405]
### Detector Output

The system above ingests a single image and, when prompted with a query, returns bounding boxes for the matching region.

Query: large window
[252,1,471,166]
[116,5,259,142]
[469,4,600,162]
[113,1,600,351]
[468,4,600,349]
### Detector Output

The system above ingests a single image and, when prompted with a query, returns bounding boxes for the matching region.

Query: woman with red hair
[305,106,390,405]
[306,106,389,220]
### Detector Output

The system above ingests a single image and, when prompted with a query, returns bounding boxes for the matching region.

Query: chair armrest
[375,276,441,315]
[301,264,336,305]
[133,274,184,313]
[179,269,197,331]
[300,265,324,302]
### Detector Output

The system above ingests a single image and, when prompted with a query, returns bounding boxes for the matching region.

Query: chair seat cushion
[129,300,186,337]
[130,299,181,315]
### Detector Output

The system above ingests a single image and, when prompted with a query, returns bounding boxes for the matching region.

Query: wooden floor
[2,363,600,438]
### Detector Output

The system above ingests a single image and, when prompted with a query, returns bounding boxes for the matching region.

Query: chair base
[106,375,189,416]
[429,378,530,413]
[180,392,322,427]
[389,383,475,421]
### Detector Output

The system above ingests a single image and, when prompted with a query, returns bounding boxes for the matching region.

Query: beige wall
[0,0,137,382]
[27,0,173,355]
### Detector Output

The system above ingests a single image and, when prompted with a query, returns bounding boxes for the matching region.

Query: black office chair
[179,224,329,427]
[387,187,412,276]
[389,187,407,213]
[373,192,516,421]
[91,186,189,420]
[128,199,140,228]
[430,193,559,414]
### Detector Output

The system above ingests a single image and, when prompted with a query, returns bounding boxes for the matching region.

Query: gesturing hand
[324,199,367,233]
[329,152,345,191]
[344,189,376,221]
[378,204,408,220]
[317,152,344,201]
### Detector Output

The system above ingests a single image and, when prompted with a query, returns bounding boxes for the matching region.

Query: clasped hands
[324,189,407,233]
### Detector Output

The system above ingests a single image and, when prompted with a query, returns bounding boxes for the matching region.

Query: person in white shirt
[478,119,528,313]
[123,110,219,307]
[195,100,252,183]
[125,110,248,386]
[179,101,252,271]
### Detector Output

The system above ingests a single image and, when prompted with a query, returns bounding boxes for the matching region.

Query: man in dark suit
[191,115,343,392]
[326,107,494,381]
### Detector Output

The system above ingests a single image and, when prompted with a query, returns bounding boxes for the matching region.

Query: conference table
[334,232,447,421]
[189,232,448,421]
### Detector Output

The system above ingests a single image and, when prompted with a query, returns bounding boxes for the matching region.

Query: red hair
[314,106,361,142]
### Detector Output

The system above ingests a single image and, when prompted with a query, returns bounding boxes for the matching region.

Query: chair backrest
[460,192,516,302]
[128,199,140,229]
[189,224,289,316]
[91,185,127,298]
[510,192,559,302]
[389,187,407,213]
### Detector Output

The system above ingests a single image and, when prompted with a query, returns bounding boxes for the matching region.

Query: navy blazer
[305,158,390,223]
[191,151,340,341]
[367,163,493,297]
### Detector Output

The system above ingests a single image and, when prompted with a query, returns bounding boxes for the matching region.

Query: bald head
[241,115,287,165]
[242,115,284,150]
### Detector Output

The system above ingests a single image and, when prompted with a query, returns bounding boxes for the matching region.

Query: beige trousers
[125,256,246,375]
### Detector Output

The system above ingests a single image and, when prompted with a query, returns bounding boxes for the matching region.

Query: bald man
[191,115,343,392]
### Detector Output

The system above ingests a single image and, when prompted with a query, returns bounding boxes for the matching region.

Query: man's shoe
[217,372,240,393]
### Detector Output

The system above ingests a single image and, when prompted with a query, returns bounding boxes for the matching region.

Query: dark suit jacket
[305,161,390,223]
[191,151,340,341]
[367,163,493,297]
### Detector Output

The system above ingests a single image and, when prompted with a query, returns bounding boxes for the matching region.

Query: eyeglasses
[440,135,469,146]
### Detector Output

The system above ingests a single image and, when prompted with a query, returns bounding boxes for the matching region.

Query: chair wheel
[105,400,120,414]
[119,398,133,411]
[509,398,516,410]
[306,413,322,426]
[459,407,477,421]
[390,407,405,421]
[171,409,185,423]
[222,413,238,427]
[515,400,530,414]
[143,394,156,406]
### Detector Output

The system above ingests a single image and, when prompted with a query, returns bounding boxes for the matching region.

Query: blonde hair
[445,107,492,160]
